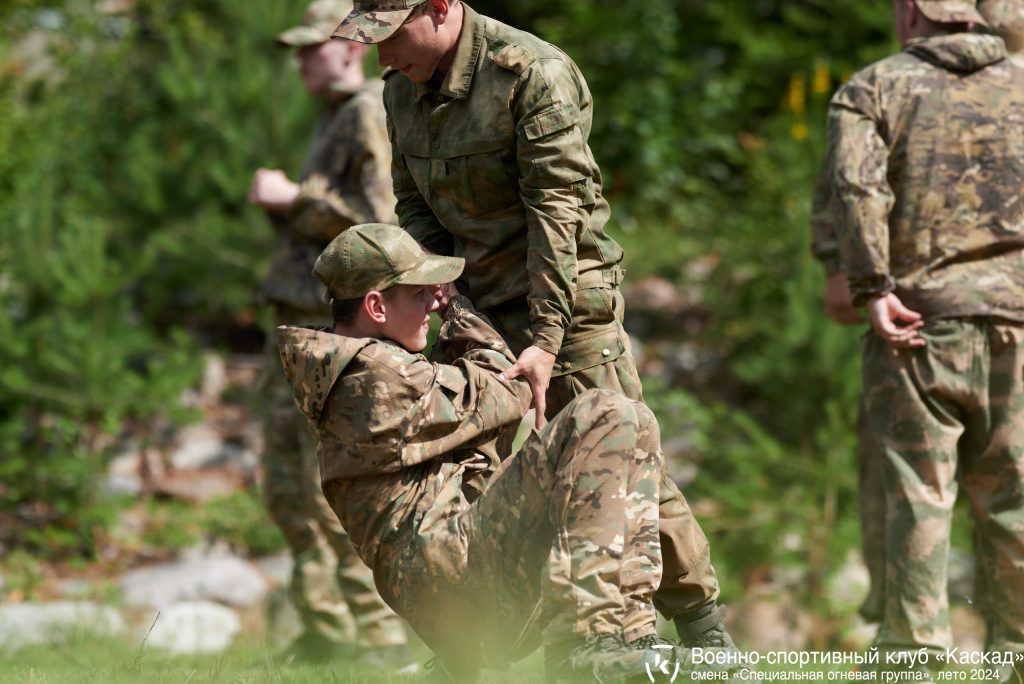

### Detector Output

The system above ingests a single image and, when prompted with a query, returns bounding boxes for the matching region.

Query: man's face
[297,40,351,95]
[379,284,443,352]
[377,5,447,83]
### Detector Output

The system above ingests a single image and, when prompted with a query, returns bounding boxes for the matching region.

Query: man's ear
[907,0,922,29]
[428,0,450,22]
[363,291,387,324]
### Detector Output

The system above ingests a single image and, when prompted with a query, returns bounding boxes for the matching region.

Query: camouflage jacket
[809,162,841,275]
[383,4,624,356]
[826,33,1024,320]
[277,296,531,578]
[262,81,397,312]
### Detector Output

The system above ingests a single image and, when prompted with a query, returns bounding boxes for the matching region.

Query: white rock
[0,602,126,652]
[142,601,240,654]
[120,557,269,608]
[104,449,143,496]
[201,353,228,404]
[169,424,226,470]
[824,550,872,615]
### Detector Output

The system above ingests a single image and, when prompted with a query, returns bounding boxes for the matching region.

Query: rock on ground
[142,601,241,654]
[0,602,126,652]
[120,556,269,608]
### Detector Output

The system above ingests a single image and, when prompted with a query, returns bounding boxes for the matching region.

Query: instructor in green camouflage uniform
[826,0,1024,675]
[329,0,734,648]
[248,0,408,663]
[277,223,723,681]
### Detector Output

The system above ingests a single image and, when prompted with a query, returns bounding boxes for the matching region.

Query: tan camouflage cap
[915,0,988,25]
[331,0,427,44]
[979,0,1024,33]
[315,223,464,300]
[277,0,354,47]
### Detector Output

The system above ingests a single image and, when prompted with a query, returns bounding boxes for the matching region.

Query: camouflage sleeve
[827,76,896,305]
[430,295,518,366]
[289,99,397,243]
[386,108,453,256]
[809,161,842,275]
[511,57,594,356]
[398,335,531,468]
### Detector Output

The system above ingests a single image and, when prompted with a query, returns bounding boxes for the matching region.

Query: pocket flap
[551,328,625,377]
[434,365,469,396]
[519,103,578,141]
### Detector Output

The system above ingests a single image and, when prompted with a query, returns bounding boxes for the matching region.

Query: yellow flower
[812,64,831,95]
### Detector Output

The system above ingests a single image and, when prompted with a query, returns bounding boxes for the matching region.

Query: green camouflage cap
[277,0,353,47]
[314,223,464,300]
[915,0,988,25]
[979,0,1024,33]
[331,0,427,44]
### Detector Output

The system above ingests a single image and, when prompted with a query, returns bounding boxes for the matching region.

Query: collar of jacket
[414,3,485,101]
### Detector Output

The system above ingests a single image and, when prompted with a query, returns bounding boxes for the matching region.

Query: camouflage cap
[979,0,1024,33]
[315,223,464,300]
[277,0,354,47]
[331,0,427,44]
[915,0,988,25]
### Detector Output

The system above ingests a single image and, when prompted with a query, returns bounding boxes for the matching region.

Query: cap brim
[276,26,331,47]
[331,7,414,43]
[918,1,989,26]
[398,255,465,287]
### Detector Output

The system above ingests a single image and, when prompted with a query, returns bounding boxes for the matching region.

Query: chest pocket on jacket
[437,137,520,218]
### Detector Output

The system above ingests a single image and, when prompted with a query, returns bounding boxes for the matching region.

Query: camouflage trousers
[262,305,406,649]
[862,319,1024,657]
[371,391,688,671]
[856,392,886,623]
[484,286,721,622]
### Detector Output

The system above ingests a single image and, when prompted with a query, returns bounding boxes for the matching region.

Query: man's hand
[824,273,864,325]
[866,293,926,349]
[437,282,459,309]
[499,345,556,430]
[248,168,300,213]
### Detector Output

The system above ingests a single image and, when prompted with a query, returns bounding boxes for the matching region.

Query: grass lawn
[0,634,548,684]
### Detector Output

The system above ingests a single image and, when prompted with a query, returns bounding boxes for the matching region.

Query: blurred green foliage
[2,0,900,597]
[0,0,313,557]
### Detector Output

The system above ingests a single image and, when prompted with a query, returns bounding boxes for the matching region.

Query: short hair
[331,296,364,326]
[330,287,398,326]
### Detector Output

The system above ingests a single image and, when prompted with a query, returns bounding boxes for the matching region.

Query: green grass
[0,634,547,684]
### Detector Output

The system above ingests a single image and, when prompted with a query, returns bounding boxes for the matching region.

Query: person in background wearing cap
[825,0,1024,678]
[276,222,734,682]
[329,0,736,652]
[247,0,412,667]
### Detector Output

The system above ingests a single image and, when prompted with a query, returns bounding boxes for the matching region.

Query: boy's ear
[363,291,387,324]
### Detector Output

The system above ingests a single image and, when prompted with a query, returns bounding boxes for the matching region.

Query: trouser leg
[863,327,965,658]
[467,390,664,645]
[961,324,1024,656]
[857,392,887,622]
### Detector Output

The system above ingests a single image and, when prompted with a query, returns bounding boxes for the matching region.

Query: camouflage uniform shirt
[384,4,623,355]
[827,33,1024,320]
[262,81,397,312]
[277,297,531,582]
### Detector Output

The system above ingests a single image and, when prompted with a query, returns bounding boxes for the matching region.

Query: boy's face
[380,283,444,352]
[376,4,447,84]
